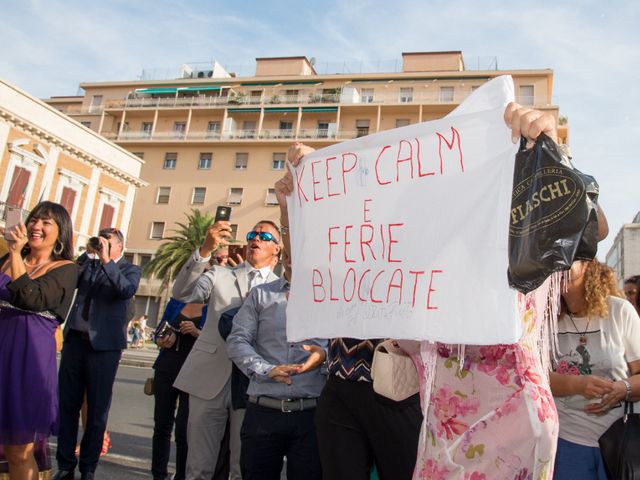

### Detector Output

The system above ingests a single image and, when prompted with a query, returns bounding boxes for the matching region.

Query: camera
[87,234,111,253]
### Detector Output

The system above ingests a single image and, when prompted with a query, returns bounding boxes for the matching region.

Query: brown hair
[582,259,624,317]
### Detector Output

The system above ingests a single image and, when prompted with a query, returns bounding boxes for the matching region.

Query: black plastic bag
[507,134,599,293]
[598,401,640,479]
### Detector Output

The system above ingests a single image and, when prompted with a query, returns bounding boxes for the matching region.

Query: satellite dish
[309,57,316,66]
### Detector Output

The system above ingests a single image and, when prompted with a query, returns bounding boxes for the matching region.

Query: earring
[53,240,64,255]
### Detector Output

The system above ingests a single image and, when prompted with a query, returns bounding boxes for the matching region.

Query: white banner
[286,75,521,344]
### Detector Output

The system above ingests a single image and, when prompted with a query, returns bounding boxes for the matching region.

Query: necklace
[567,313,591,346]
[23,258,52,276]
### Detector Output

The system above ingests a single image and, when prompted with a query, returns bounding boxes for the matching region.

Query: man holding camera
[54,228,141,480]
[172,219,280,480]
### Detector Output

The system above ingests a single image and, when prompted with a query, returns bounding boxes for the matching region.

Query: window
[132,152,144,159]
[116,121,129,133]
[241,121,256,138]
[80,121,92,128]
[360,88,374,103]
[399,88,413,103]
[198,153,212,170]
[439,86,454,102]
[192,187,206,205]
[6,166,31,208]
[279,121,293,138]
[99,204,115,230]
[519,85,534,105]
[139,254,152,277]
[249,90,262,104]
[265,188,278,206]
[285,89,299,102]
[163,153,177,169]
[156,186,171,204]
[317,121,329,138]
[235,153,248,170]
[59,187,77,215]
[227,188,243,205]
[207,121,220,138]
[124,253,135,264]
[356,119,370,137]
[141,122,153,137]
[396,119,411,128]
[272,152,286,170]
[173,122,186,138]
[150,222,165,240]
[90,95,103,113]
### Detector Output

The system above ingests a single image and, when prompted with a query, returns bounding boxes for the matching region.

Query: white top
[554,296,640,447]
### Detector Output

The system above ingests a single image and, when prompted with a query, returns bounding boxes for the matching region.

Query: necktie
[248,269,261,290]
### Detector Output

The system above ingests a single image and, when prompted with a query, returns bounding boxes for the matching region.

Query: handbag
[598,401,640,479]
[143,377,155,396]
[370,339,419,401]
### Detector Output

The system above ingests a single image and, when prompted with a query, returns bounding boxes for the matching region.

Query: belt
[248,395,318,412]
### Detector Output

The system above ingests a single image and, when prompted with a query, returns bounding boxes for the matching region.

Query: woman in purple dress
[0,201,78,479]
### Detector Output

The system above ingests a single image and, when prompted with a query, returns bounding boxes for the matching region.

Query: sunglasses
[246,231,278,243]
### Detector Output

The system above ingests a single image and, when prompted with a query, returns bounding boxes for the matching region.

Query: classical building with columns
[0,78,146,256]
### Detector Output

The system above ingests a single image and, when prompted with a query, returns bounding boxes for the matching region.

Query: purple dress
[0,272,59,445]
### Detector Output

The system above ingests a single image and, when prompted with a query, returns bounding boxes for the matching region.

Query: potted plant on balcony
[228,92,247,105]
[269,94,281,104]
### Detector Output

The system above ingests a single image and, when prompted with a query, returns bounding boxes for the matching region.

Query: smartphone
[228,244,247,260]
[214,206,231,222]
[3,207,22,241]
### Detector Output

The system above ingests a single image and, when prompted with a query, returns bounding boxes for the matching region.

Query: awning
[228,108,261,113]
[265,107,299,113]
[178,86,224,92]
[302,107,338,113]
[135,87,178,94]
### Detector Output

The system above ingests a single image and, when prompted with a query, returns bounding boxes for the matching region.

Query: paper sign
[286,75,520,344]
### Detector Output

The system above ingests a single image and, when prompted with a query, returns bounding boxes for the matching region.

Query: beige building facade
[0,79,146,258]
[46,51,567,322]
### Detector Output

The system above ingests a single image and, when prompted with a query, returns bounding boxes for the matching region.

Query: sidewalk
[120,344,158,368]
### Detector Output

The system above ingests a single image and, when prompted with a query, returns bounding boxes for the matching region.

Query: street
[51,364,162,479]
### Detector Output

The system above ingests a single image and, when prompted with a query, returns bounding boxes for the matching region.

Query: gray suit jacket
[172,252,277,400]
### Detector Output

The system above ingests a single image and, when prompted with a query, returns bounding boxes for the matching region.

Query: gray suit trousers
[186,377,245,480]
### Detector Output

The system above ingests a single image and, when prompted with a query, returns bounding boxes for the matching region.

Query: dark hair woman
[0,201,79,479]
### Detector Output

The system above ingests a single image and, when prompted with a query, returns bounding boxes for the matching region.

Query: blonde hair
[582,259,624,317]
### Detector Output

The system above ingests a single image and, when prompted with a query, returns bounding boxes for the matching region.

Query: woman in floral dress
[409,103,608,480]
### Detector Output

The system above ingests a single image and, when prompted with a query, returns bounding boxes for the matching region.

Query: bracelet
[621,378,632,402]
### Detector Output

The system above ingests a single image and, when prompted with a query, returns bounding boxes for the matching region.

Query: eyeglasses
[246,231,278,243]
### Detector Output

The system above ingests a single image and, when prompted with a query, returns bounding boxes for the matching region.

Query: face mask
[87,253,98,260]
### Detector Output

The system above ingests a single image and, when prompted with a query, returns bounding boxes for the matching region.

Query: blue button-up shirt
[227,277,327,399]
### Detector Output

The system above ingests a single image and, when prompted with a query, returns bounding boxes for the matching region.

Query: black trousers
[240,403,321,480]
[315,376,422,480]
[151,368,189,480]
[56,332,122,474]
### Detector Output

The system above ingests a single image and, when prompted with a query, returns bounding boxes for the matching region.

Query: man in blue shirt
[226,252,327,480]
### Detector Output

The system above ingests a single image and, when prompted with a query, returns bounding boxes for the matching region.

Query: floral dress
[412,277,560,480]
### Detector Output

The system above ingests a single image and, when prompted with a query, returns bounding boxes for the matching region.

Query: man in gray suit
[172,219,281,480]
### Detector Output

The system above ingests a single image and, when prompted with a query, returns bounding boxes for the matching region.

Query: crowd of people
[0,101,638,480]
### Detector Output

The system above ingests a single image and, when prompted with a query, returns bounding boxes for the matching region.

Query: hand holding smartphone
[3,207,22,241]
[214,206,231,223]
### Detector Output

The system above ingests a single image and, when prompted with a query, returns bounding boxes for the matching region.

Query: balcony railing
[101,89,556,112]
[109,128,345,142]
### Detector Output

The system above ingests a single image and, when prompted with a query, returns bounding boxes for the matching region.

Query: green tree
[143,209,214,286]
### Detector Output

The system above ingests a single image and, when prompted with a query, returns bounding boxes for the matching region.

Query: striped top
[327,337,383,382]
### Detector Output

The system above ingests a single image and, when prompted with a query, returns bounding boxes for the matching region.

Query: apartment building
[46,51,567,322]
[0,78,145,257]
[606,211,640,286]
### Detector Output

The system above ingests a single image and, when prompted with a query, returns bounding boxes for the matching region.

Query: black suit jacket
[65,254,141,351]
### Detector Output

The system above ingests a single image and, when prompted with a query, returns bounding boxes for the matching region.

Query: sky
[0,0,638,257]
